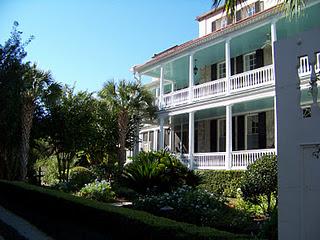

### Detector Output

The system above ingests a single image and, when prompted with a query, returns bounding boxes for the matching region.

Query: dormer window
[220,18,227,28]
[247,6,255,16]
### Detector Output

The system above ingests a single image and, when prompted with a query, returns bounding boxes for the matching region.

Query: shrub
[240,155,277,215]
[0,180,251,240]
[69,166,96,191]
[133,186,256,234]
[77,180,115,203]
[122,150,198,193]
[196,170,244,197]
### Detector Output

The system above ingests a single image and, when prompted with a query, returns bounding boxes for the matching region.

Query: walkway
[0,205,53,240]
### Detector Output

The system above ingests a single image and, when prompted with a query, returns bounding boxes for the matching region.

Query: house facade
[132,0,320,170]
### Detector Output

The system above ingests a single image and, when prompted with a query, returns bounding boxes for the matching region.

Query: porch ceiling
[277,2,320,41]
[143,24,271,90]
[171,97,274,124]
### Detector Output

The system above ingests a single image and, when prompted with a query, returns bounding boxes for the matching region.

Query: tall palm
[99,79,156,169]
[20,63,61,180]
[212,0,306,17]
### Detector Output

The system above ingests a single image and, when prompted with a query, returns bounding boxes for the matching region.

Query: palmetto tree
[20,63,61,180]
[99,79,156,169]
[212,0,306,17]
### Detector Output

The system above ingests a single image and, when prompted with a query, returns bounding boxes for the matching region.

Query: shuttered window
[211,21,216,32]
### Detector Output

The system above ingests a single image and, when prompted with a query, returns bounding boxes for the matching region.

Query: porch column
[189,53,194,103]
[180,122,183,154]
[169,116,173,151]
[225,104,232,169]
[159,116,165,149]
[271,20,278,154]
[188,111,195,169]
[225,38,231,95]
[153,129,158,151]
[159,65,164,109]
[138,133,143,151]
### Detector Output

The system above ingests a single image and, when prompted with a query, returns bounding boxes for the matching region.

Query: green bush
[240,155,277,215]
[196,170,244,197]
[77,180,115,203]
[133,186,256,234]
[122,150,199,193]
[34,156,60,186]
[0,180,251,240]
[69,166,96,191]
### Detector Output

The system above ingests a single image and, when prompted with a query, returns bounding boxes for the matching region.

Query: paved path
[0,205,53,240]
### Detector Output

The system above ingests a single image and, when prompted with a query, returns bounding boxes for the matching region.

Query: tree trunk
[118,110,129,169]
[20,101,34,181]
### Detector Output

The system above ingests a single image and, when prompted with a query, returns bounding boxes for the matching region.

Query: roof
[196,5,225,22]
[133,5,280,74]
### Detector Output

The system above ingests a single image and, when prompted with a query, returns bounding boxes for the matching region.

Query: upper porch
[133,2,320,112]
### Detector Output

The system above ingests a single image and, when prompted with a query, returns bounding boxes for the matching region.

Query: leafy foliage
[240,155,277,214]
[133,185,256,234]
[68,166,96,191]
[196,170,244,197]
[99,79,156,168]
[122,150,198,193]
[77,180,115,203]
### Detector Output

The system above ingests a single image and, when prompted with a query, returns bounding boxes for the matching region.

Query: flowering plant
[77,180,115,203]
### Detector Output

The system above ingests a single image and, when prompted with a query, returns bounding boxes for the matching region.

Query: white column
[169,116,173,151]
[188,111,195,169]
[159,65,164,109]
[138,133,143,151]
[159,117,164,149]
[225,38,231,95]
[189,53,194,103]
[180,122,183,154]
[147,131,150,151]
[271,20,278,154]
[153,129,158,151]
[225,104,232,169]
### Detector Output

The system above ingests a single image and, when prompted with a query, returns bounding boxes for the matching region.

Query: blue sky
[0,0,211,92]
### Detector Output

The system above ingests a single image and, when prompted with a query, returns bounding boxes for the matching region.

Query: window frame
[217,61,226,79]
[244,52,257,72]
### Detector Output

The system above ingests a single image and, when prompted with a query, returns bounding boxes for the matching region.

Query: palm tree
[99,79,156,170]
[212,0,306,17]
[20,63,61,180]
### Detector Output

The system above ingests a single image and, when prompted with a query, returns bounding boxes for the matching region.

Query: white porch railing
[193,152,226,169]
[159,65,274,108]
[231,148,276,169]
[193,78,226,100]
[230,65,274,92]
[298,53,320,77]
[178,149,275,170]
[163,88,189,107]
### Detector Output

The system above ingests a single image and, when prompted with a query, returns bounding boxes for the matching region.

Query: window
[220,18,227,28]
[247,6,255,16]
[246,114,259,149]
[244,52,256,71]
[218,119,226,152]
[217,62,226,78]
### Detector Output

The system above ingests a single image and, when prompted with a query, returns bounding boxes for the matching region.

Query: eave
[133,5,281,75]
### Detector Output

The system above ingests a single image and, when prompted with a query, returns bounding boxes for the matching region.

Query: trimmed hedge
[0,181,251,240]
[196,170,244,197]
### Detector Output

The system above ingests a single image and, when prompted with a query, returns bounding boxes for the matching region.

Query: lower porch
[140,97,276,170]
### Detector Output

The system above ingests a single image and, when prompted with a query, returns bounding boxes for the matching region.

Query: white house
[132,0,320,170]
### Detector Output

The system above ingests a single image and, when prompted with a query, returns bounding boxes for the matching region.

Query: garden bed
[0,180,251,240]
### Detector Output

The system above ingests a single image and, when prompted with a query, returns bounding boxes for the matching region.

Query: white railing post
[159,65,164,109]
[226,104,232,169]
[188,111,195,169]
[271,20,278,155]
[225,38,231,95]
[189,53,194,103]
[169,116,173,151]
